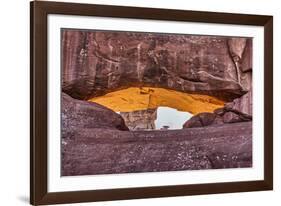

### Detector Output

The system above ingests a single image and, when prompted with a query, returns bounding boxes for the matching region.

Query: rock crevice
[183,90,252,128]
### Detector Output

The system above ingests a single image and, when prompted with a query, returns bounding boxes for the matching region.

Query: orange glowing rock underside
[89,87,225,115]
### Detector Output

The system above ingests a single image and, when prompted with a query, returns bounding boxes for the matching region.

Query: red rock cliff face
[61,30,253,176]
[62,30,252,101]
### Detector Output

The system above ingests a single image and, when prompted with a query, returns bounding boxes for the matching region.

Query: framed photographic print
[30,1,273,205]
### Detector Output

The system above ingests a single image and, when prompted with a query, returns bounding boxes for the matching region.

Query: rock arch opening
[89,87,225,130]
[61,29,253,176]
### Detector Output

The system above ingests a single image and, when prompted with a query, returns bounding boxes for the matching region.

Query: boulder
[224,90,252,117]
[223,112,244,123]
[183,91,252,128]
[62,92,129,139]
[183,112,216,128]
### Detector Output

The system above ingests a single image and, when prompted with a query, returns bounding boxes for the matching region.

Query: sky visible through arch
[155,106,193,130]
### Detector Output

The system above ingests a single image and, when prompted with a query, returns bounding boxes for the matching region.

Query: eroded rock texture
[120,109,157,131]
[62,92,252,175]
[62,122,252,176]
[62,30,252,101]
[61,30,253,176]
[62,93,128,139]
[89,87,225,114]
[183,91,252,128]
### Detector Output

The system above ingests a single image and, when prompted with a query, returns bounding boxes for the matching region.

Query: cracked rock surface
[62,92,252,175]
[62,30,252,101]
[62,122,252,176]
[61,30,253,176]
[183,90,252,128]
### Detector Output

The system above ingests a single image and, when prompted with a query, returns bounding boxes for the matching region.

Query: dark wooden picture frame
[30,1,273,205]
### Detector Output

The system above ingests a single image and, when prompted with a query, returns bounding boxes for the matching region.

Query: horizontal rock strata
[61,30,253,176]
[120,109,157,131]
[183,91,252,128]
[62,122,252,176]
[62,30,252,101]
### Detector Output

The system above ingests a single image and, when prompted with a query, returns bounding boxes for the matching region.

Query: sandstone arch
[61,29,253,176]
[89,87,224,115]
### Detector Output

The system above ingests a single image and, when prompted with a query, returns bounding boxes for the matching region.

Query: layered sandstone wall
[120,109,157,131]
[61,30,253,176]
[183,90,252,128]
[62,30,252,102]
